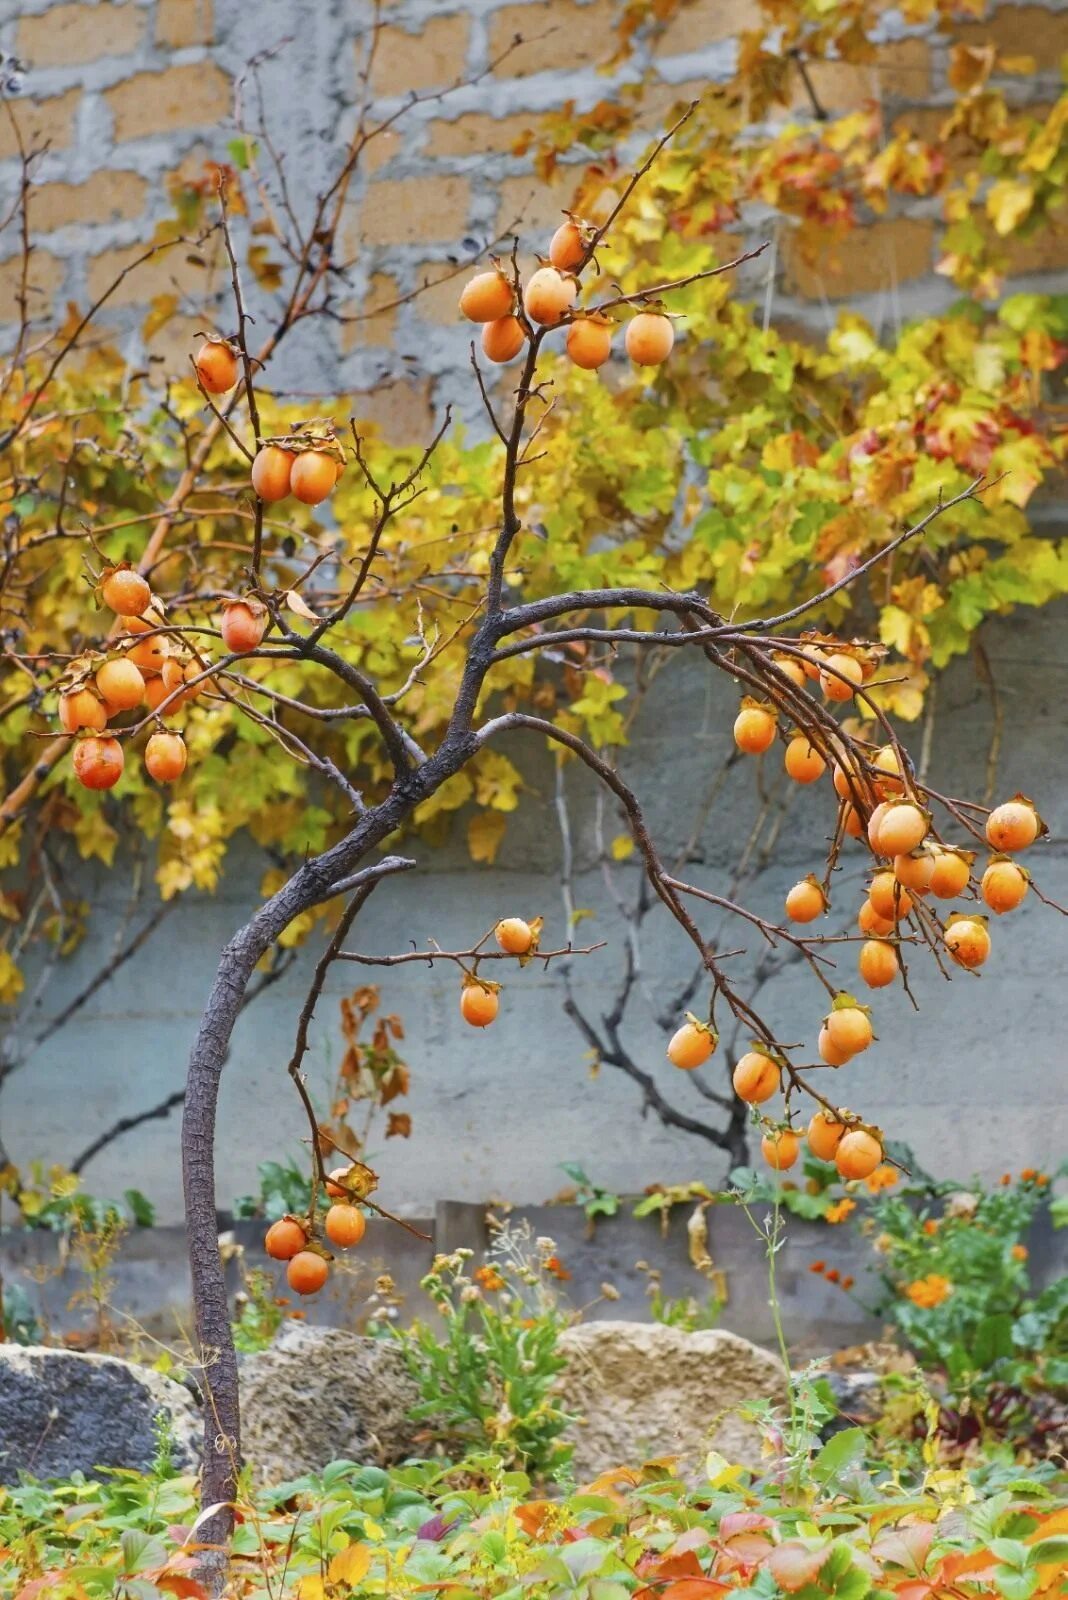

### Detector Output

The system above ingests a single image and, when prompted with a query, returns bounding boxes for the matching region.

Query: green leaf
[811,1428,867,1487]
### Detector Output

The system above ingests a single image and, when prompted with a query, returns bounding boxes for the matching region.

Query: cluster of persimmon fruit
[459,215,676,371]
[263,1164,369,1296]
[194,337,345,508]
[458,917,540,1026]
[660,632,1046,1182]
[57,560,274,791]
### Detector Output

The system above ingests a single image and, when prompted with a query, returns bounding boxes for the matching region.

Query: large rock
[0,1346,200,1484]
[557,1321,787,1480]
[239,1323,424,1482]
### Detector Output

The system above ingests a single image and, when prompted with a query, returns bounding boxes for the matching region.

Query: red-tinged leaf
[767,1542,828,1592]
[873,1522,935,1572]
[636,1549,703,1580]
[514,1499,554,1538]
[719,1511,774,1540]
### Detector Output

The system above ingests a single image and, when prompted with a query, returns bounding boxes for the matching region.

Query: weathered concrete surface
[4,591,1067,1225]
[0,1345,200,1484]
[558,1320,787,1478]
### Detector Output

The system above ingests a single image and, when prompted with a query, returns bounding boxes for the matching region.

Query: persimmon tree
[0,5,1064,1576]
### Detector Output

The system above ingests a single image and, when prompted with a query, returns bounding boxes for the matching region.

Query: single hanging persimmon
[733,703,776,754]
[325,1165,352,1198]
[732,1050,780,1103]
[986,798,1040,852]
[894,849,935,894]
[291,450,337,505]
[144,730,187,783]
[549,217,586,271]
[785,878,826,923]
[825,1002,873,1057]
[324,1204,367,1248]
[495,917,533,955]
[819,652,863,702]
[96,657,145,712]
[944,915,991,969]
[784,734,825,784]
[667,1019,715,1070]
[929,847,972,899]
[807,1111,846,1161]
[251,443,295,502]
[859,939,899,988]
[877,803,928,857]
[981,858,1028,914]
[101,566,151,617]
[264,1217,307,1260]
[73,735,124,790]
[194,338,238,394]
[773,653,807,688]
[461,980,499,1027]
[625,311,674,366]
[481,316,525,364]
[835,1128,883,1180]
[59,687,107,734]
[523,266,577,326]
[818,1024,852,1067]
[858,898,895,937]
[869,871,912,923]
[221,599,267,654]
[286,1251,329,1295]
[871,744,905,796]
[460,269,514,322]
[761,1128,800,1171]
[566,315,613,370]
[866,800,892,855]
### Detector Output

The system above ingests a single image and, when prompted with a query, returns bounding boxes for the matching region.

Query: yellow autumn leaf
[296,1578,325,1600]
[610,834,634,861]
[468,808,507,864]
[0,950,24,1004]
[328,1543,373,1585]
[986,178,1033,237]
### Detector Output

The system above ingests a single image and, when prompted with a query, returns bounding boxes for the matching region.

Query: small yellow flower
[825,1197,856,1224]
[475,1265,505,1291]
[1011,1244,1028,1262]
[904,1274,953,1309]
[865,1164,899,1193]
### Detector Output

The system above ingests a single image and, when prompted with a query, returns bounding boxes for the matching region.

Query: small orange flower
[1037,1173,1050,1186]
[1000,1174,1012,1186]
[904,1274,953,1309]
[1011,1244,1028,1262]
[475,1265,506,1291]
[1021,1167,1037,1181]
[810,1260,827,1274]
[825,1198,856,1224]
[544,1255,572,1281]
[289,1309,306,1321]
[865,1164,899,1193]
[923,1219,939,1235]
[841,1275,855,1290]
[826,1268,841,1283]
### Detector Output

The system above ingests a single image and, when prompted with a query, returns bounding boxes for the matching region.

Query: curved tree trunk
[181,745,472,1585]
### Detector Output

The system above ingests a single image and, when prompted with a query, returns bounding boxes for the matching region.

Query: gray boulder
[0,1345,200,1484]
[238,1323,424,1482]
[557,1320,787,1481]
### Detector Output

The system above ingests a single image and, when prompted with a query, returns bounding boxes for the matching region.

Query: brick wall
[1,0,1066,440]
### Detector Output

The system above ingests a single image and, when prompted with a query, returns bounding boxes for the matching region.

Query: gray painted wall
[4,593,1066,1223]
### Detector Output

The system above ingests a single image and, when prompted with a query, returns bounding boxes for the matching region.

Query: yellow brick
[490,0,618,77]
[157,0,215,49]
[410,262,473,324]
[86,237,215,307]
[105,62,231,143]
[352,378,434,445]
[497,173,574,238]
[0,88,80,161]
[426,110,539,159]
[17,2,145,67]
[341,272,399,350]
[654,0,760,57]
[31,170,148,233]
[0,251,65,319]
[784,218,934,299]
[795,39,930,115]
[956,5,1068,61]
[356,175,470,246]
[368,14,469,96]
[991,214,1066,277]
